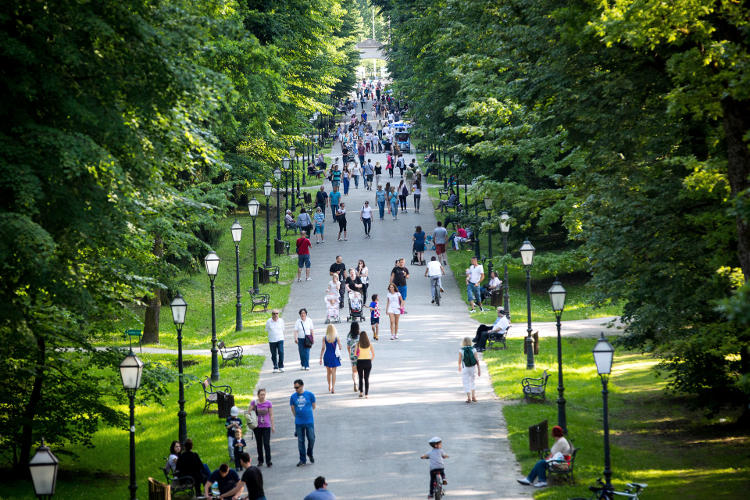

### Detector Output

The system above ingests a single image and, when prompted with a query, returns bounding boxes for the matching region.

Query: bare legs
[388,312,400,339]
[326,366,337,393]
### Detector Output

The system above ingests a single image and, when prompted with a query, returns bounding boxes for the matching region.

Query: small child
[325,289,340,323]
[420,436,448,498]
[232,428,246,472]
[366,294,380,341]
[225,406,242,461]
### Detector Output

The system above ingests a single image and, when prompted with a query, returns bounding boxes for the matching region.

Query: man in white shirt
[466,256,485,312]
[265,309,285,373]
[424,256,445,303]
[473,307,510,351]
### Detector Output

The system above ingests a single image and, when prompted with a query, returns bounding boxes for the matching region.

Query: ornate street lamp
[484,198,494,272]
[120,350,144,500]
[274,168,282,241]
[29,439,58,500]
[248,198,260,294]
[548,279,567,434]
[204,251,220,381]
[230,220,243,332]
[519,239,536,369]
[282,157,290,210]
[263,181,272,267]
[290,146,298,211]
[593,334,615,495]
[500,212,511,319]
[169,293,188,444]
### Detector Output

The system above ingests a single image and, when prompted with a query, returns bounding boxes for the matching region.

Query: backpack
[462,346,477,367]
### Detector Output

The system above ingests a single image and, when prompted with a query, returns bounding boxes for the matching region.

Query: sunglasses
[294,385,301,389]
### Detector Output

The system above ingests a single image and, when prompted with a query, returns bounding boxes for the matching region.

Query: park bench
[249,292,270,312]
[125,328,143,353]
[148,477,171,500]
[486,325,509,351]
[284,219,298,235]
[521,370,549,401]
[547,446,579,484]
[438,187,450,199]
[161,465,193,498]
[201,377,232,414]
[218,341,243,367]
[260,264,280,284]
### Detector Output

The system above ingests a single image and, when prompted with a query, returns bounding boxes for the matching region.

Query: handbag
[246,404,258,430]
[301,321,313,348]
[334,341,342,359]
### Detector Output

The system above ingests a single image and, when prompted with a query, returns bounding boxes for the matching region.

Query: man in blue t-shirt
[290,379,317,467]
[329,187,341,221]
[203,463,239,498]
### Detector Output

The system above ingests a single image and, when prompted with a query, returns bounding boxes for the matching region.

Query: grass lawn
[102,211,301,350]
[484,338,750,499]
[1,353,264,499]
[425,186,620,322]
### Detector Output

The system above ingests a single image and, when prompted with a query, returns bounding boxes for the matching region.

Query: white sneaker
[469,309,476,313]
[279,368,285,373]
[306,278,313,281]
[534,482,547,488]
[517,478,531,486]
[272,368,279,373]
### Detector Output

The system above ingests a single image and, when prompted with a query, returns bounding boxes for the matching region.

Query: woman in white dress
[385,282,403,340]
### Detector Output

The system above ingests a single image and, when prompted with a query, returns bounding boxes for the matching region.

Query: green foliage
[0,0,359,467]
[385,0,750,415]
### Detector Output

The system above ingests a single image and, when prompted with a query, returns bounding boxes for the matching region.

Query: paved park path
[250,139,532,499]
[142,120,622,499]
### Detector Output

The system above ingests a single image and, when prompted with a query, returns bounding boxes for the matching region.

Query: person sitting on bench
[437,192,459,212]
[473,307,509,352]
[307,162,324,178]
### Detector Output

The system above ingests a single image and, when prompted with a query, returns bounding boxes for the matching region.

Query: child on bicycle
[420,436,448,498]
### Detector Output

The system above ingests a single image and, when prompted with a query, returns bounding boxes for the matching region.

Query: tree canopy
[0,0,360,468]
[381,0,750,417]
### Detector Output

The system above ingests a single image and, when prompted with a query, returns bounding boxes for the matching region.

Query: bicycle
[430,276,442,306]
[431,470,445,500]
[570,478,647,500]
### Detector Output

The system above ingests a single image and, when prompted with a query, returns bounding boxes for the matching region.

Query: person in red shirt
[296,231,312,282]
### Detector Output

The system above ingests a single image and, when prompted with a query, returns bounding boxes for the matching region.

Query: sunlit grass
[2,353,263,499]
[483,338,750,499]
[100,213,301,350]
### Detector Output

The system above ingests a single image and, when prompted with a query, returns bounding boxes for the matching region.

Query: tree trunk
[722,97,750,280]
[17,336,45,470]
[142,235,163,344]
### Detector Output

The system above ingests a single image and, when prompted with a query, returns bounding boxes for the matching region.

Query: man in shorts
[433,221,448,265]
[296,231,312,281]
[466,256,485,312]
[390,258,410,312]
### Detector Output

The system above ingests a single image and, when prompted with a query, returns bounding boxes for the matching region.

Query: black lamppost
[204,251,220,381]
[500,212,511,319]
[484,198,494,273]
[119,350,144,500]
[263,181,272,267]
[282,157,290,210]
[593,334,615,495]
[274,168,282,241]
[520,239,536,369]
[292,146,300,205]
[302,139,307,186]
[169,293,188,444]
[230,220,243,332]
[29,439,59,500]
[549,280,567,434]
[248,198,260,294]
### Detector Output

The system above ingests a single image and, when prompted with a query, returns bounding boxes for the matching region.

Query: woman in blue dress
[319,324,343,393]
[413,225,426,265]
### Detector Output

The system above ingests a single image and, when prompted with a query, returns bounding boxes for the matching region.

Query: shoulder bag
[301,321,314,348]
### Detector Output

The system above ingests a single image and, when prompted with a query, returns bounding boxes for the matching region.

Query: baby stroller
[347,290,365,322]
[411,248,426,266]
[325,292,340,324]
